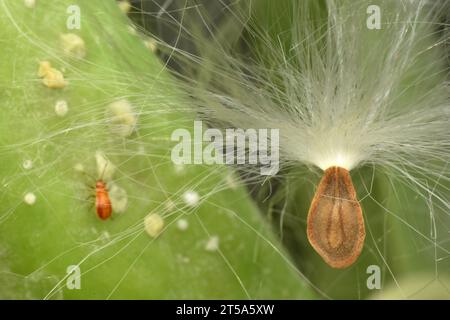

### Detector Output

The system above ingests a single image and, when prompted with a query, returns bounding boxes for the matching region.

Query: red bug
[95,180,112,220]
[79,162,113,220]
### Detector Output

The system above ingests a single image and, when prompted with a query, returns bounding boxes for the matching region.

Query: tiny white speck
[174,164,185,174]
[54,100,69,117]
[205,235,219,252]
[74,163,85,172]
[108,183,128,213]
[108,99,137,137]
[24,0,36,8]
[183,190,199,207]
[118,0,131,13]
[176,218,189,231]
[22,160,33,170]
[24,192,36,205]
[144,214,164,238]
[144,38,157,52]
[60,33,86,59]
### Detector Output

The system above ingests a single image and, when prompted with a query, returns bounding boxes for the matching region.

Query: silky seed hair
[150,0,449,266]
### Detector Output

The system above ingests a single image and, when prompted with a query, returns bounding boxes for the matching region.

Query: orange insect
[95,180,112,220]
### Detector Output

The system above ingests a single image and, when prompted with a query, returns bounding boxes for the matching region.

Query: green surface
[0,0,448,300]
[0,0,316,299]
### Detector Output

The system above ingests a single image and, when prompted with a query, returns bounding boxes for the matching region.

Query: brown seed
[307,166,365,268]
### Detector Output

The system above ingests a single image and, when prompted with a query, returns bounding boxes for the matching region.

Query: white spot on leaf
[24,192,36,205]
[183,190,199,207]
[60,33,86,59]
[205,235,219,252]
[176,218,189,231]
[74,163,85,173]
[144,38,157,53]
[118,0,131,13]
[144,214,164,238]
[22,160,33,170]
[54,100,69,117]
[108,99,137,137]
[108,183,128,213]
[24,0,36,9]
